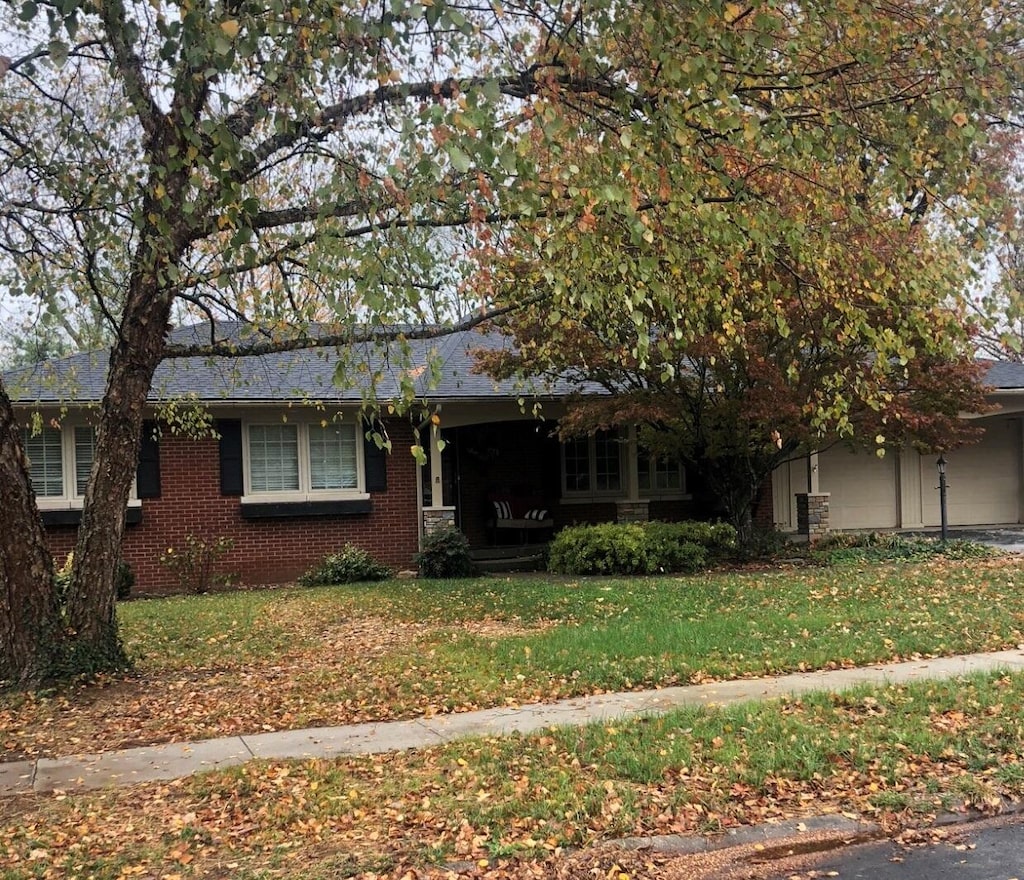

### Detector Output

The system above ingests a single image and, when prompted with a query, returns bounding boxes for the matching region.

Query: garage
[919,416,1021,526]
[818,445,899,530]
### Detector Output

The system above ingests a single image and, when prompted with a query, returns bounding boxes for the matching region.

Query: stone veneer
[796,492,830,541]
[615,500,651,524]
[422,506,457,535]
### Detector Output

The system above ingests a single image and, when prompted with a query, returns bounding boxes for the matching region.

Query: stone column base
[796,493,830,542]
[422,506,457,536]
[616,500,651,524]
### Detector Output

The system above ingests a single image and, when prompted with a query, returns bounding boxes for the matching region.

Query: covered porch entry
[418,406,703,557]
[420,418,562,551]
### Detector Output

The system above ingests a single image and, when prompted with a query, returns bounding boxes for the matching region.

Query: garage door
[920,417,1020,526]
[818,446,899,530]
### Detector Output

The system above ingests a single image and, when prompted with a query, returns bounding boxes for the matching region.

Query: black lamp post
[936,454,948,543]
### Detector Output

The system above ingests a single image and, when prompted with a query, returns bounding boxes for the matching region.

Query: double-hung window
[561,430,623,498]
[244,420,363,500]
[22,425,105,508]
[637,448,686,496]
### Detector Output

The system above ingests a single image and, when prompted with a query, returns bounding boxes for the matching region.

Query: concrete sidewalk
[4,649,1024,797]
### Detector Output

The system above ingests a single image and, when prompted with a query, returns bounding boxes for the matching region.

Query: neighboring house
[4,323,1024,590]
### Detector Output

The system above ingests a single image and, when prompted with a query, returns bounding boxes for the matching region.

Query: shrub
[644,524,709,573]
[547,520,736,576]
[548,523,652,575]
[415,527,475,578]
[733,526,793,561]
[652,520,737,553]
[54,553,134,602]
[115,560,135,600]
[812,531,999,565]
[298,545,391,586]
[54,551,73,604]
[159,534,235,594]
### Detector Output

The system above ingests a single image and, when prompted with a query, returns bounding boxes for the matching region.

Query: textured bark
[0,380,61,688]
[64,288,173,672]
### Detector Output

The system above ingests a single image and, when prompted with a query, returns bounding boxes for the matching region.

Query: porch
[418,412,703,553]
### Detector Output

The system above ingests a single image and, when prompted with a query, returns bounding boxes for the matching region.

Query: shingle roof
[7,322,1023,406]
[982,360,1024,390]
[3,322,589,405]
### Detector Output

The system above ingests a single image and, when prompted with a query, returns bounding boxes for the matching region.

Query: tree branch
[161,294,550,358]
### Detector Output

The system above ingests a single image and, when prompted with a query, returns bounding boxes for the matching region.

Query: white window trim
[26,424,140,510]
[241,419,370,504]
[560,433,627,502]
[559,432,693,503]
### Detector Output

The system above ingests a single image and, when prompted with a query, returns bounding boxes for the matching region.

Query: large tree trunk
[64,289,172,673]
[0,380,62,688]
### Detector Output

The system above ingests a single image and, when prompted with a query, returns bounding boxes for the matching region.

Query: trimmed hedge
[547,520,736,576]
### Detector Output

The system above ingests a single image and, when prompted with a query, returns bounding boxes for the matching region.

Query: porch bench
[488,496,554,545]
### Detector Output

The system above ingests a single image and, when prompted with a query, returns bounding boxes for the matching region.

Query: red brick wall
[753,475,775,530]
[44,420,420,592]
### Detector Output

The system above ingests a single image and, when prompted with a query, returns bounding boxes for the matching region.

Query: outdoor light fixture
[936,454,948,543]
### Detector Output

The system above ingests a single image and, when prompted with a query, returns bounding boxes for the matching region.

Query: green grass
[120,557,1024,692]
[6,670,1024,879]
[7,555,1017,761]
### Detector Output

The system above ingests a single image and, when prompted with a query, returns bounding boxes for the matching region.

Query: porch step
[471,545,547,573]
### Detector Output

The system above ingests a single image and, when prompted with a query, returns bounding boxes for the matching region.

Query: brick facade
[41,416,780,592]
[45,420,419,593]
[753,476,776,530]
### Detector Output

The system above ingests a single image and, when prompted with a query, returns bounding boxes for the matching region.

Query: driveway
[905,526,1024,553]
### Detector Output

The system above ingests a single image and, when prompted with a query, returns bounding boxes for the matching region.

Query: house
[5,323,1024,590]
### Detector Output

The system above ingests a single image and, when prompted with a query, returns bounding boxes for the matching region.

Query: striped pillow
[493,500,513,520]
[524,508,548,521]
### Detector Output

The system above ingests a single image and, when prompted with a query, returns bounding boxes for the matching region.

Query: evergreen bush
[547,520,735,575]
[298,545,391,586]
[414,527,475,578]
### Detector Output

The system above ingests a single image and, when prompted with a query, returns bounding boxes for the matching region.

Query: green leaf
[447,145,472,173]
[47,39,69,66]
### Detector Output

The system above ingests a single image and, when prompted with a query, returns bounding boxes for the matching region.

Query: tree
[475,4,1019,537]
[969,134,1024,361]
[479,225,991,540]
[1,0,1022,684]
[0,0,568,684]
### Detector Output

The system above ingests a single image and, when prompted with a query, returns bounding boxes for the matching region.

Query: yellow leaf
[220,19,240,38]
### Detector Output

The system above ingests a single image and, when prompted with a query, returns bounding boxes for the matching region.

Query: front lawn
[3,671,1024,878]
[2,556,1023,760]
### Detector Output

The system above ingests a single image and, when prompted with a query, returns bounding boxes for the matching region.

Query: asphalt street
[768,814,1024,879]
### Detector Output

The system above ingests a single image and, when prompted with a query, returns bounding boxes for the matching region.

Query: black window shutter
[218,419,244,496]
[136,420,162,499]
[363,420,387,493]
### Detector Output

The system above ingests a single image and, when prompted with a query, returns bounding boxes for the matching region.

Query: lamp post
[936,454,948,543]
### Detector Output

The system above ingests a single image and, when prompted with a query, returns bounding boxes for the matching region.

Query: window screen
[23,427,64,497]
[308,424,358,490]
[248,424,300,492]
